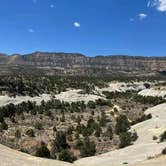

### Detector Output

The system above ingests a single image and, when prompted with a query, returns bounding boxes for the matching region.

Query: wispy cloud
[73,22,81,28]
[28,28,35,33]
[148,0,166,12]
[138,13,148,20]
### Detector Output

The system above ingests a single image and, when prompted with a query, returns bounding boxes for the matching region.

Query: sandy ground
[55,89,102,103]
[129,155,166,166]
[0,94,51,107]
[75,103,166,166]
[138,89,166,98]
[0,89,103,106]
[98,82,148,93]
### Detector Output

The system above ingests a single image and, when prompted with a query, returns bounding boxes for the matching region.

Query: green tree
[115,115,130,134]
[54,131,69,152]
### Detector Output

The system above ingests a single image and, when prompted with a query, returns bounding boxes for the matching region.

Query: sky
[0,0,166,57]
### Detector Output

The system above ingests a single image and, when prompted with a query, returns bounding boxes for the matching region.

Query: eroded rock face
[0,52,165,75]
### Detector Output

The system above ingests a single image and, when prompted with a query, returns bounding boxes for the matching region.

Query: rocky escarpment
[0,52,166,75]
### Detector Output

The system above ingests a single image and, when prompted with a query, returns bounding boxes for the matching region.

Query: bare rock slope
[0,142,166,166]
[0,144,72,166]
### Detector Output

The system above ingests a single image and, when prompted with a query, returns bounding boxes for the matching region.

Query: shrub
[160,131,166,142]
[99,112,107,127]
[15,129,21,139]
[104,125,113,139]
[25,129,35,137]
[60,113,65,122]
[144,83,150,89]
[35,142,50,158]
[162,147,166,155]
[59,150,76,163]
[94,124,102,137]
[0,121,8,130]
[44,110,52,117]
[80,137,96,157]
[87,101,96,109]
[153,136,158,140]
[75,139,83,149]
[53,126,57,132]
[54,131,69,152]
[119,132,132,148]
[0,113,4,123]
[34,122,43,130]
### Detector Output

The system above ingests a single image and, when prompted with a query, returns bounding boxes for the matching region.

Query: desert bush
[25,129,35,137]
[34,122,43,130]
[59,150,76,163]
[80,137,96,157]
[35,142,50,158]
[15,129,21,139]
[119,132,132,148]
[160,131,166,142]
[162,147,166,154]
[87,101,96,109]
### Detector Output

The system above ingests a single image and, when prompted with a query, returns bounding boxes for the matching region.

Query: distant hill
[0,52,166,76]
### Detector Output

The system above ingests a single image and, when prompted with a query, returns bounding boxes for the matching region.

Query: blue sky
[0,0,166,56]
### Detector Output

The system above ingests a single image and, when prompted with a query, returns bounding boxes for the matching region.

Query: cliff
[0,52,165,75]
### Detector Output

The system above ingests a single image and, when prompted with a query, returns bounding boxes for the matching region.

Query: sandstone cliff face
[0,52,165,74]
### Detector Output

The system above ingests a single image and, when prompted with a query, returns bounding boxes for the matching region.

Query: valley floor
[0,81,166,166]
[0,102,165,166]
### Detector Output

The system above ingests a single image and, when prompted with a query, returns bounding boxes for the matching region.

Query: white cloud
[28,28,35,33]
[148,0,166,12]
[50,4,55,8]
[156,0,166,11]
[138,13,148,20]
[73,22,81,28]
